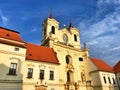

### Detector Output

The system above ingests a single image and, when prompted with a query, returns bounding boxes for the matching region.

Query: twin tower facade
[0,13,120,90]
[41,15,92,90]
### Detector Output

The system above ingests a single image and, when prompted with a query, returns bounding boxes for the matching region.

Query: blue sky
[0,0,120,66]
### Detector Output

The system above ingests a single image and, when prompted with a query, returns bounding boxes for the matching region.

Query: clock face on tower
[63,34,68,43]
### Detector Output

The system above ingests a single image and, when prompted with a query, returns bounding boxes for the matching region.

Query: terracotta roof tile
[0,27,24,42]
[90,58,114,73]
[26,43,59,64]
[113,61,120,73]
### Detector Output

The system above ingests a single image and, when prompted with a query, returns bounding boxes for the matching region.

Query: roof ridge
[26,42,52,48]
[0,26,20,33]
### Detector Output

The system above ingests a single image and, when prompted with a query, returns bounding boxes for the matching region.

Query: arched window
[51,26,55,34]
[74,34,77,41]
[67,70,74,83]
[66,55,72,64]
[66,56,69,64]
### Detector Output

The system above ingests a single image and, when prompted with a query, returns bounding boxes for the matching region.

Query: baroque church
[0,13,120,90]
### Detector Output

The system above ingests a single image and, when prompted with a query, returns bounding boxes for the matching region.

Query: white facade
[0,42,26,90]
[23,60,59,90]
[88,58,119,90]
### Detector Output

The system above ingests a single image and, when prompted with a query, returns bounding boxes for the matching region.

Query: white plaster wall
[0,43,26,90]
[23,60,59,90]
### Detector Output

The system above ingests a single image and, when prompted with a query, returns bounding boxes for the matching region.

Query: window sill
[39,78,44,80]
[7,74,17,76]
[27,77,33,79]
[49,79,54,80]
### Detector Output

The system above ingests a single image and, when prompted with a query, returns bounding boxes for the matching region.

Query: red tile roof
[113,61,120,73]
[90,58,114,73]
[0,39,26,47]
[26,43,59,64]
[0,27,24,42]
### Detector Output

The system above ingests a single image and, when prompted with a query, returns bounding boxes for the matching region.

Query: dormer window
[74,34,77,41]
[6,34,10,36]
[51,26,55,34]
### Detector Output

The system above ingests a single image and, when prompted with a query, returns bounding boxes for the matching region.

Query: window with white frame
[112,77,116,84]
[40,69,44,80]
[27,68,33,78]
[50,71,54,80]
[108,77,111,84]
[8,63,17,75]
[103,76,107,84]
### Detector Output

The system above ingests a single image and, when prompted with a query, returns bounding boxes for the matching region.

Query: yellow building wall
[23,60,60,90]
[0,43,26,90]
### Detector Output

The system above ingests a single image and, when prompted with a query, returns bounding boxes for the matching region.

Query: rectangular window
[79,58,83,61]
[103,76,107,84]
[40,69,44,80]
[108,77,111,84]
[112,77,116,84]
[50,71,54,80]
[8,63,17,75]
[27,68,33,78]
[14,47,19,51]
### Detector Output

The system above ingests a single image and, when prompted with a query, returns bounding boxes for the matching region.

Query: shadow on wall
[0,63,23,90]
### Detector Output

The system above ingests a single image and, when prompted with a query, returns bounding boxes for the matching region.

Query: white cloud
[97,0,120,7]
[79,0,120,66]
[110,46,120,51]
[31,28,37,32]
[0,10,9,25]
[1,16,9,25]
[87,40,98,46]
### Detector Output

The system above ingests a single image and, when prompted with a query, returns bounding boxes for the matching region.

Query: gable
[90,58,114,73]
[113,61,120,73]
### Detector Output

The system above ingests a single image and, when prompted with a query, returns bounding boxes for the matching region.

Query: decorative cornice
[54,41,85,52]
[10,57,20,61]
[39,64,46,69]
[49,66,55,70]
[0,50,26,57]
[27,63,35,67]
[0,80,22,83]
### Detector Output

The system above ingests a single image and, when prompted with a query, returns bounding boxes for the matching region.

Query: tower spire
[84,42,87,49]
[69,17,73,28]
[49,9,53,18]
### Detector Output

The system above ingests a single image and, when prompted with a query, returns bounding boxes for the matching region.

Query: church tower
[41,11,81,49]
[41,12,90,90]
[41,11,59,46]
